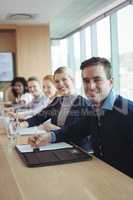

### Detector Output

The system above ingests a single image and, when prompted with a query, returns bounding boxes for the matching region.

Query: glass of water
[0,102,4,116]
[0,91,4,116]
[7,117,20,147]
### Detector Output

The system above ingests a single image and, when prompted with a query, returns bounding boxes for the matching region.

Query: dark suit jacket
[55,95,133,178]
[27,95,91,150]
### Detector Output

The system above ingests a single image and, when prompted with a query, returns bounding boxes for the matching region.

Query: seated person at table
[9,76,57,120]
[23,67,92,151]
[40,74,59,130]
[28,57,133,178]
[42,75,58,104]
[27,76,48,108]
[5,76,33,107]
[14,76,49,119]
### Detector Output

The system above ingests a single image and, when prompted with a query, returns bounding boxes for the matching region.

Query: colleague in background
[24,66,92,151]
[5,76,33,106]
[10,76,49,119]
[27,76,48,109]
[43,75,58,103]
[28,57,133,178]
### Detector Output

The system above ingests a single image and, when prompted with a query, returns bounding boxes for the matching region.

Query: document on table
[17,126,46,136]
[16,142,73,153]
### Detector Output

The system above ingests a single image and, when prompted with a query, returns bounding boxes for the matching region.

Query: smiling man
[81,59,113,108]
[28,57,133,178]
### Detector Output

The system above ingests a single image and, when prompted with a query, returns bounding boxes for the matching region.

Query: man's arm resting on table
[28,117,90,147]
[54,117,90,143]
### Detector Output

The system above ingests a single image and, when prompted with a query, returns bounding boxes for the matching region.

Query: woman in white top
[6,76,33,106]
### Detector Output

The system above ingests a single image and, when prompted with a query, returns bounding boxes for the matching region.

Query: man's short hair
[28,76,39,82]
[80,57,112,79]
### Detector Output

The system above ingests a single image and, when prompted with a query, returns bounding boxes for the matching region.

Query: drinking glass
[7,117,20,147]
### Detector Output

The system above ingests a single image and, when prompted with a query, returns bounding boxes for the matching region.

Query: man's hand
[28,133,52,148]
[19,121,29,128]
[7,110,16,119]
[39,122,61,132]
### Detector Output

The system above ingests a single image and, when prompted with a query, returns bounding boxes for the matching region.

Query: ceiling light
[6,13,37,20]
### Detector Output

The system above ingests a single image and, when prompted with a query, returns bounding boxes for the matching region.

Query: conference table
[0,122,133,200]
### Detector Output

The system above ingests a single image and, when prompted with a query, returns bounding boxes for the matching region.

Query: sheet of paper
[16,142,73,153]
[39,142,73,151]
[16,144,33,153]
[17,126,46,136]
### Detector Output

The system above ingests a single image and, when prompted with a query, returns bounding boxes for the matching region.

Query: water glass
[0,103,4,116]
[7,118,20,147]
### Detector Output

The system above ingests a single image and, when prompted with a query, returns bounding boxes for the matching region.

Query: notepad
[16,142,73,153]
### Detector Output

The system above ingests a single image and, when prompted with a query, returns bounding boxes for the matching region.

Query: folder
[15,142,92,167]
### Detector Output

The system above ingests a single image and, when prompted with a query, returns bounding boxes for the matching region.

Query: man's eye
[83,80,89,84]
[94,78,103,83]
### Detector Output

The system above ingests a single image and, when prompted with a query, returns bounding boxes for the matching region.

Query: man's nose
[44,88,48,93]
[88,80,96,89]
[29,87,34,92]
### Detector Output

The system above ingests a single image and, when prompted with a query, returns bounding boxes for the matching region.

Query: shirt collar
[101,89,117,110]
[87,89,117,111]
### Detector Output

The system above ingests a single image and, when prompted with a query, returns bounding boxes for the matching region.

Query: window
[117,5,133,100]
[97,16,111,59]
[73,32,81,68]
[85,26,91,59]
[51,40,61,72]
[73,32,82,94]
[60,39,68,67]
[51,39,68,72]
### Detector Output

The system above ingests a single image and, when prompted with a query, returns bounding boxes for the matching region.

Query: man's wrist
[50,131,56,143]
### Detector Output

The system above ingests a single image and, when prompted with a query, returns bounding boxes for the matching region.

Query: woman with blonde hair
[25,66,91,151]
[42,75,57,103]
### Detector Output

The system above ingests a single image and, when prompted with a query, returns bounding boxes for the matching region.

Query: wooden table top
[0,123,133,200]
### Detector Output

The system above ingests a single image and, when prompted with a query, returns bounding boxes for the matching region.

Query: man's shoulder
[115,95,133,104]
[114,95,133,113]
[75,95,89,102]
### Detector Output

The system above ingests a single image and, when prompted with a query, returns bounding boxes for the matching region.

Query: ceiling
[0,0,126,39]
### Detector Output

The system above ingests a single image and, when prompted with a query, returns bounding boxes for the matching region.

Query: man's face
[28,80,41,97]
[82,64,113,105]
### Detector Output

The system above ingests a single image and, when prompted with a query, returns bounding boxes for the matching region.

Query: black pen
[33,147,40,152]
